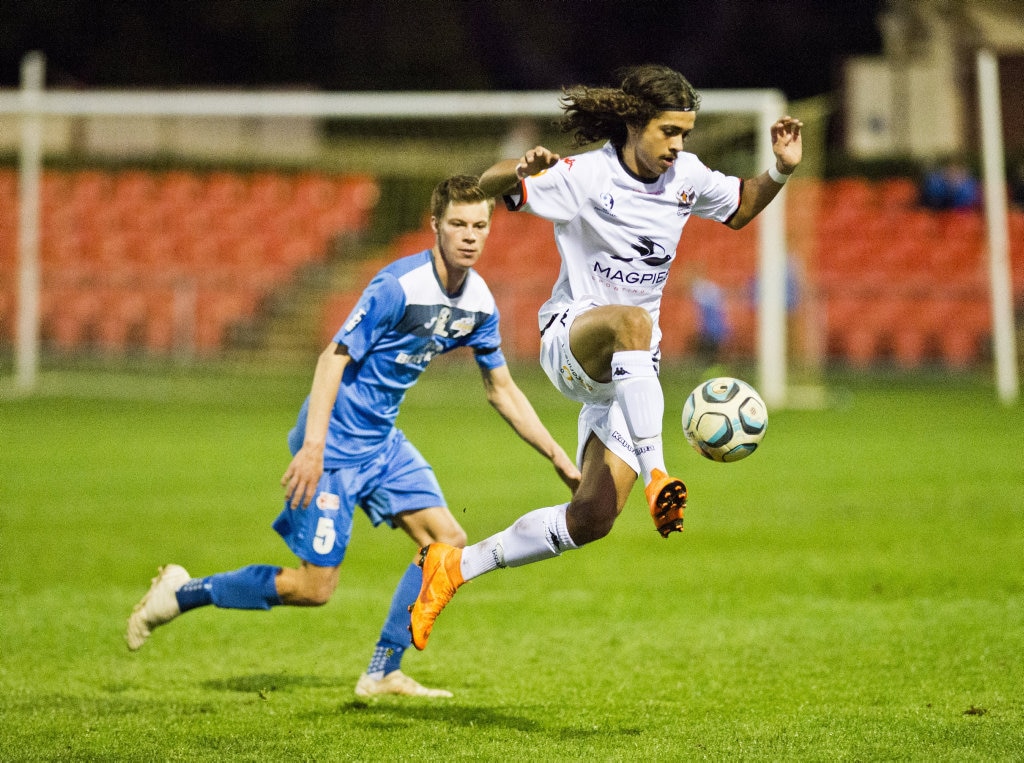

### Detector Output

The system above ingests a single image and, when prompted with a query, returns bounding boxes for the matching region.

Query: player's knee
[442,526,469,548]
[573,517,615,545]
[565,499,616,545]
[303,581,336,607]
[613,307,653,348]
[293,571,338,606]
[424,525,467,548]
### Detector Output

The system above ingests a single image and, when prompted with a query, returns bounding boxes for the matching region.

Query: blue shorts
[272,430,445,567]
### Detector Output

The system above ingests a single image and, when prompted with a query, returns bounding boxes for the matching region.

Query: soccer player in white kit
[410,64,802,651]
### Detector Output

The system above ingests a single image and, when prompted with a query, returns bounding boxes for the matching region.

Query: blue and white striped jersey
[292,249,506,468]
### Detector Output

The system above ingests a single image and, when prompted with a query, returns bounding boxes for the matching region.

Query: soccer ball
[682,377,768,462]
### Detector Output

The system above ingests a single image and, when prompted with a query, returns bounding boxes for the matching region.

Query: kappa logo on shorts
[610,429,636,454]
[316,492,341,511]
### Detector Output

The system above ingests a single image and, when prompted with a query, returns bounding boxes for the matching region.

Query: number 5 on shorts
[313,516,336,554]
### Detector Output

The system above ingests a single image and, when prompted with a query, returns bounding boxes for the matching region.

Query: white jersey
[505,141,741,351]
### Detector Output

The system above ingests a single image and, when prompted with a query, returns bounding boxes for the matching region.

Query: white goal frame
[2,51,792,406]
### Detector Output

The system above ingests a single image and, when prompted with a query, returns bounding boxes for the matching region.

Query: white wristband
[768,165,790,184]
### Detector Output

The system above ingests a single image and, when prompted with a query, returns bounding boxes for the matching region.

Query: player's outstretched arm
[480,146,561,197]
[478,364,581,492]
[281,343,349,509]
[727,116,803,230]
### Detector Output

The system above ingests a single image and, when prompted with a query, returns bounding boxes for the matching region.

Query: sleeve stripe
[502,179,527,211]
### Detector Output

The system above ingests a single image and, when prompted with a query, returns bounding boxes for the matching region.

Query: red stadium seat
[877,177,919,209]
[95,288,150,352]
[0,287,14,343]
[192,288,260,353]
[319,292,361,347]
[42,287,104,351]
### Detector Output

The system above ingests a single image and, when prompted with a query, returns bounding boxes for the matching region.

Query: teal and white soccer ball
[682,377,768,462]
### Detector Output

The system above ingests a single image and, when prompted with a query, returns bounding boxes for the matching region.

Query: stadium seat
[140,286,179,353]
[193,288,260,352]
[0,287,13,343]
[319,292,360,347]
[26,169,1014,370]
[0,168,17,201]
[95,288,150,352]
[42,287,104,351]
[877,177,919,209]
[829,178,875,214]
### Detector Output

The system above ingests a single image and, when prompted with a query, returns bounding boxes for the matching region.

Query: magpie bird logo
[609,236,671,267]
[631,236,671,266]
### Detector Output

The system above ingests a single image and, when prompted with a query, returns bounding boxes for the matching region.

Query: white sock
[611,350,666,483]
[460,504,577,580]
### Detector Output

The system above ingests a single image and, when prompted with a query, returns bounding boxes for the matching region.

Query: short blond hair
[430,175,495,221]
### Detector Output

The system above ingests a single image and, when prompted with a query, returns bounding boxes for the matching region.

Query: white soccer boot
[354,671,453,698]
[125,564,191,651]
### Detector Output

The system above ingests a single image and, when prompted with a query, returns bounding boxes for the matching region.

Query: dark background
[0,0,884,99]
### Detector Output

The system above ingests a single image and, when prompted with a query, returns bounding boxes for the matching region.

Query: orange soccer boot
[645,469,687,538]
[409,543,465,650]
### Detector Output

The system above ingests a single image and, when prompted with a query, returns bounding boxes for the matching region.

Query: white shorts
[539,298,650,474]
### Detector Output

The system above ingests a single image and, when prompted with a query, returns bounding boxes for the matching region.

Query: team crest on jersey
[599,192,614,211]
[316,492,341,511]
[676,185,696,216]
[429,307,452,336]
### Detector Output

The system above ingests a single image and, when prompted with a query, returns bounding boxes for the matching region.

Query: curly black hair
[558,64,701,148]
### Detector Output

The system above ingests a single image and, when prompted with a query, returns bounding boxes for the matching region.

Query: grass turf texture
[1,361,1023,760]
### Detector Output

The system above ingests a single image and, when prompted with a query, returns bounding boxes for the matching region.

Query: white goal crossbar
[3,52,791,405]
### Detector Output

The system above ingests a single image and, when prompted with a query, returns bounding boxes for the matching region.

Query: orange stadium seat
[319,291,360,347]
[0,288,14,343]
[23,170,1012,367]
[877,177,919,209]
[42,287,104,351]
[139,286,179,352]
[95,288,150,352]
[192,288,260,352]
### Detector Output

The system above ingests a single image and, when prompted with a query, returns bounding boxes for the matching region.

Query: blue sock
[188,565,282,611]
[175,578,213,612]
[367,563,421,677]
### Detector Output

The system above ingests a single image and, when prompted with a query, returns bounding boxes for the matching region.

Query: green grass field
[2,360,1023,761]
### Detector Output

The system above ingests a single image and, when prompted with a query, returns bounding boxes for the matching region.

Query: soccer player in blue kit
[126,175,581,698]
[409,65,802,651]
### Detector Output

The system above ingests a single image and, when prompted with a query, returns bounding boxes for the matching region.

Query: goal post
[976,49,1020,406]
[2,51,790,405]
